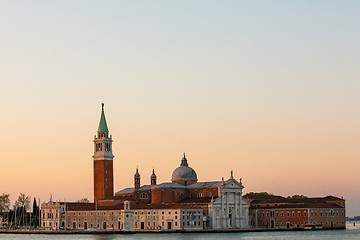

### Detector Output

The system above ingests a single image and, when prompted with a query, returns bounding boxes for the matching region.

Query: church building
[94,104,250,230]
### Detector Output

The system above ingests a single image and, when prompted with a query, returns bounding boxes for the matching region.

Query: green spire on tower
[98,103,109,132]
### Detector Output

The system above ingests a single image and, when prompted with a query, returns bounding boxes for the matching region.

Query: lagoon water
[1,221,359,240]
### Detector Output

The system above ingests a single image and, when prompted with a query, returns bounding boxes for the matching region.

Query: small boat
[304,224,322,230]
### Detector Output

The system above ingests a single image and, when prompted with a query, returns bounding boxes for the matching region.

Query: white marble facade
[208,178,250,229]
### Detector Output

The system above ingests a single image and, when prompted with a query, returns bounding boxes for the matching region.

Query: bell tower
[93,103,114,202]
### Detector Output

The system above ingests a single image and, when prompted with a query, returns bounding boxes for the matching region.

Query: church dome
[172,166,197,181]
[171,154,197,183]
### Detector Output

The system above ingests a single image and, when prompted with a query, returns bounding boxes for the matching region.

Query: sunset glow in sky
[0,1,359,216]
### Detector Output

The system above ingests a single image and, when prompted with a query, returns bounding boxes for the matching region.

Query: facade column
[239,192,242,228]
[221,190,224,229]
[234,192,239,228]
[226,192,229,228]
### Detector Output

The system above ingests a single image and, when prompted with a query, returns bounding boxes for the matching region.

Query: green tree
[287,195,307,199]
[247,192,273,196]
[32,198,39,227]
[77,198,90,203]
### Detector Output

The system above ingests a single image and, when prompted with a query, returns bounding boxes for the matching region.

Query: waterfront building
[40,200,65,229]
[62,201,133,231]
[40,104,345,232]
[116,157,250,229]
[245,194,346,229]
[132,206,203,230]
[48,104,250,231]
[45,201,202,231]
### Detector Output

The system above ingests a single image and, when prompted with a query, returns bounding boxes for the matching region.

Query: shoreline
[0,227,346,235]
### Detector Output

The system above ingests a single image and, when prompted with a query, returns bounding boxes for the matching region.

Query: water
[1,221,359,240]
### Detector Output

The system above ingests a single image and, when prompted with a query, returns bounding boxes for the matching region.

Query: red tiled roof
[250,202,344,210]
[246,194,344,205]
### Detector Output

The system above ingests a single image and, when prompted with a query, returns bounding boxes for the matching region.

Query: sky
[0,1,359,217]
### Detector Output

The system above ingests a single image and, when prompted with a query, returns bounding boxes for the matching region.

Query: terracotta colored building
[245,194,345,229]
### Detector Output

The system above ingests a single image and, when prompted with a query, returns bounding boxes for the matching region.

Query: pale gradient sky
[0,1,359,217]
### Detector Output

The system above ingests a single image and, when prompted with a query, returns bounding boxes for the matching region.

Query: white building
[208,177,250,229]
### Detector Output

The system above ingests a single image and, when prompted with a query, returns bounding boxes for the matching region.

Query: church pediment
[223,179,243,189]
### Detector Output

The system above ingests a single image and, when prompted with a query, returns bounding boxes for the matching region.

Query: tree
[247,192,273,196]
[0,194,10,213]
[14,193,30,226]
[32,198,39,227]
[77,198,90,203]
[287,195,308,199]
[15,193,30,210]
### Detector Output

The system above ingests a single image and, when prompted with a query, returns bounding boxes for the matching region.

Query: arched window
[179,193,184,199]
[140,193,148,199]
